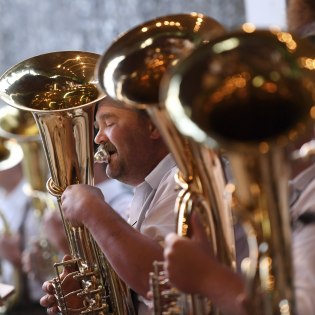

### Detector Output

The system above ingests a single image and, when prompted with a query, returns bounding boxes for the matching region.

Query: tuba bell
[96,12,236,315]
[0,51,135,315]
[161,28,315,314]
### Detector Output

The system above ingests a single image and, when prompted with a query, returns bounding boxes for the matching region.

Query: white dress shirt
[97,178,133,221]
[128,153,178,315]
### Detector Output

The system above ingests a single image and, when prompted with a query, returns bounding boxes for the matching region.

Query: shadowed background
[0,0,245,74]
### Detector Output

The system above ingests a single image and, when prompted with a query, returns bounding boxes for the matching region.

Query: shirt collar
[290,162,315,192]
[144,153,176,190]
[289,162,315,207]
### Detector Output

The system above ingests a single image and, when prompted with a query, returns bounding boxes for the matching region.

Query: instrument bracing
[161,28,315,314]
[0,51,135,315]
[96,13,236,315]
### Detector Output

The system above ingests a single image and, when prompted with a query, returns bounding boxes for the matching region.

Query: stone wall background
[0,0,245,74]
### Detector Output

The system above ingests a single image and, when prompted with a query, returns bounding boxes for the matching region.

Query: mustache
[94,142,117,163]
[103,142,117,154]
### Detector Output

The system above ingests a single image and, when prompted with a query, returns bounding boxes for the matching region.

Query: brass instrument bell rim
[161,29,315,151]
[0,106,41,143]
[0,99,104,114]
[0,139,23,171]
[0,128,40,143]
[96,12,225,106]
[97,11,224,59]
[0,50,105,113]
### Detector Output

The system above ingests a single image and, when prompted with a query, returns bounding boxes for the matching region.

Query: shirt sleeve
[293,223,315,315]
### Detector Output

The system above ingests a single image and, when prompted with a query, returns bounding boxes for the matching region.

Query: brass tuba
[161,28,315,314]
[0,51,135,315]
[96,13,236,315]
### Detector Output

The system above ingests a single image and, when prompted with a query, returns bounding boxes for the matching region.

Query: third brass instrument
[96,13,236,315]
[161,28,315,314]
[0,105,49,212]
[0,51,135,315]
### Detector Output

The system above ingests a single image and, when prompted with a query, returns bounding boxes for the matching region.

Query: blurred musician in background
[0,140,48,315]
[40,97,178,315]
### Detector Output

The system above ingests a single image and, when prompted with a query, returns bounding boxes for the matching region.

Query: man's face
[94,99,154,185]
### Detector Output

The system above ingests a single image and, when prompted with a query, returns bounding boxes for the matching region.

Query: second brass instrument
[96,13,236,315]
[0,51,135,315]
[161,28,315,315]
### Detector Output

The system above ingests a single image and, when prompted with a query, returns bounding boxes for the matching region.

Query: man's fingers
[40,293,56,308]
[60,254,78,275]
[42,280,55,294]
[46,305,59,315]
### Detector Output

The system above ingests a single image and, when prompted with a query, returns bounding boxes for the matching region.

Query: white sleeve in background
[293,224,315,315]
[290,163,315,315]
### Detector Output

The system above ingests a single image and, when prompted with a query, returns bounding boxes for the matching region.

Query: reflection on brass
[30,83,98,110]
[97,12,226,108]
[0,51,135,315]
[97,13,235,315]
[162,28,315,315]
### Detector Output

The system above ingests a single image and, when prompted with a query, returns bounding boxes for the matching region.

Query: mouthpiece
[94,144,110,164]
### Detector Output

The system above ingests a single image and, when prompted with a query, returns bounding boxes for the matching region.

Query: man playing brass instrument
[40,97,179,315]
